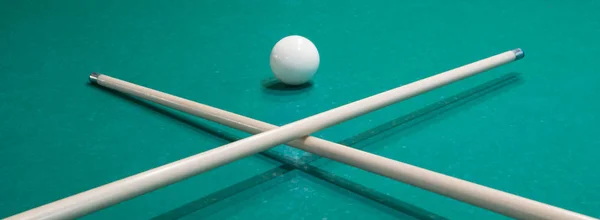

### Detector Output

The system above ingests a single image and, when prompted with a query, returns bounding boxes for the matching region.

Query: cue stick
[6,49,566,220]
[86,72,594,220]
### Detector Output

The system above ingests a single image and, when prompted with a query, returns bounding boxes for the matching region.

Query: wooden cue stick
[90,72,594,220]
[8,49,574,220]
[87,74,593,220]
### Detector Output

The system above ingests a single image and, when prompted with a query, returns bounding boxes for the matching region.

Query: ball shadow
[261,77,313,92]
[260,77,315,102]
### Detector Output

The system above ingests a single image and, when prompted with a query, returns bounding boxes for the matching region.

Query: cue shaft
[5,49,536,220]
[92,73,592,220]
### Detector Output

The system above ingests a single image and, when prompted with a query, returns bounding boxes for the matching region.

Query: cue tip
[512,48,524,60]
[89,72,100,84]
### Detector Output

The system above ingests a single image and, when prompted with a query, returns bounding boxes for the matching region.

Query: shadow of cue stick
[150,136,448,220]
[150,73,522,220]
[296,72,523,164]
[95,87,449,219]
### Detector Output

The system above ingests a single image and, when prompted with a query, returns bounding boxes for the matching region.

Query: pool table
[1,1,599,219]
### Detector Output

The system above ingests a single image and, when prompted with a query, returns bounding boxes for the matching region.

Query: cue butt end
[512,48,525,60]
[89,72,100,84]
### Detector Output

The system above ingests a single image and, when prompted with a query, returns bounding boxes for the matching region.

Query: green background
[1,0,599,219]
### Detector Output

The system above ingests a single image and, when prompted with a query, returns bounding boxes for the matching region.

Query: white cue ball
[270,35,320,85]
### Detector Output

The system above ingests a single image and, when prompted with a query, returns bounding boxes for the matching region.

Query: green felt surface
[1,0,600,219]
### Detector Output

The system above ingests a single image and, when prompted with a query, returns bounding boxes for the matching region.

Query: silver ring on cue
[89,72,100,84]
[512,48,525,60]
